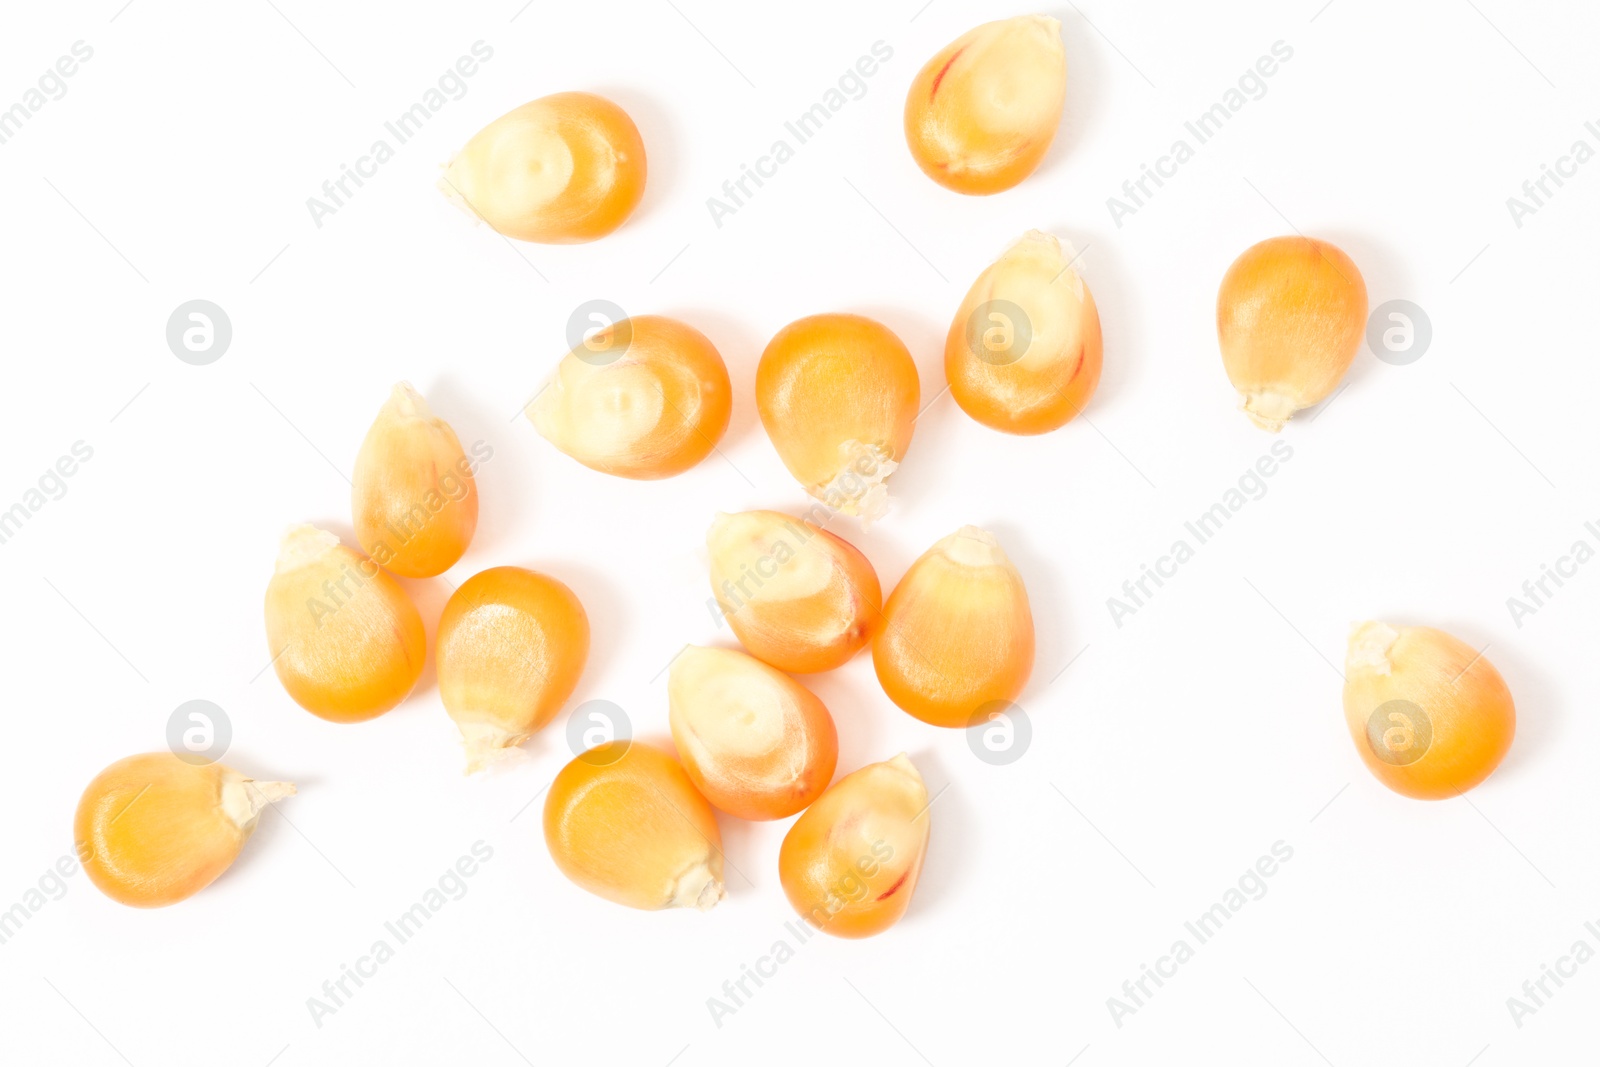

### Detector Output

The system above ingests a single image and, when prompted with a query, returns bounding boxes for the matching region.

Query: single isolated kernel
[707,509,882,673]
[75,752,294,908]
[1343,621,1515,800]
[946,230,1102,434]
[756,314,920,521]
[668,645,838,820]
[874,526,1035,728]
[437,566,590,773]
[1217,236,1368,431]
[439,91,646,243]
[263,525,425,723]
[544,741,725,911]
[352,382,479,578]
[527,315,732,479]
[779,754,930,938]
[905,15,1067,195]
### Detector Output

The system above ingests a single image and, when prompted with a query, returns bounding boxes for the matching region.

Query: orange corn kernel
[778,754,930,938]
[756,314,920,520]
[1343,622,1516,800]
[946,230,1102,434]
[668,645,838,820]
[1217,236,1368,431]
[437,566,590,773]
[527,315,732,479]
[75,753,294,908]
[873,526,1034,728]
[707,509,882,673]
[440,91,646,244]
[263,525,425,723]
[544,741,725,911]
[905,16,1066,195]
[352,382,479,578]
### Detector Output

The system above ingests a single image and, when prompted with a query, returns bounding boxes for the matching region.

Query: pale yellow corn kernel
[439,91,646,244]
[668,645,838,820]
[1217,236,1368,431]
[947,230,1102,435]
[352,382,479,578]
[437,566,590,773]
[544,741,725,911]
[756,314,920,521]
[779,754,930,938]
[75,752,294,908]
[905,16,1067,195]
[873,526,1034,728]
[1343,622,1516,800]
[707,509,882,673]
[264,525,426,723]
[527,315,732,480]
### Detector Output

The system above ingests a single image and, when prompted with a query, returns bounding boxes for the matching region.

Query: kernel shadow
[1031,5,1107,187]
[595,85,681,230]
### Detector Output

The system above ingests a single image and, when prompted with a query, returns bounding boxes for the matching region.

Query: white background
[0,0,1595,1063]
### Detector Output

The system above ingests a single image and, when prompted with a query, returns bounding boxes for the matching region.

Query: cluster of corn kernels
[75,14,1514,925]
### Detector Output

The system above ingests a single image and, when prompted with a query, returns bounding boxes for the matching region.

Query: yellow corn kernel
[437,566,590,773]
[352,382,479,578]
[1217,236,1368,431]
[707,509,882,673]
[544,741,725,911]
[264,525,425,723]
[668,645,838,820]
[756,314,920,520]
[904,16,1066,195]
[75,752,294,908]
[873,526,1034,728]
[778,754,930,938]
[946,230,1102,434]
[1343,621,1516,800]
[527,315,732,480]
[439,91,646,244]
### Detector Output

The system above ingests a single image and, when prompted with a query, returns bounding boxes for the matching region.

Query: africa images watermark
[705,40,894,228]
[306,840,496,1028]
[0,441,94,549]
[1107,840,1295,1028]
[705,446,888,628]
[0,40,94,147]
[303,440,491,628]
[1106,40,1294,228]
[305,41,495,228]
[705,839,895,1029]
[1504,917,1600,1029]
[1106,439,1294,628]
[0,845,90,948]
[1505,118,1600,229]
[1503,517,1600,629]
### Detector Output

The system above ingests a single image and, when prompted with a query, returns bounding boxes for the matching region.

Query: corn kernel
[756,314,920,520]
[904,16,1066,195]
[779,753,929,938]
[668,645,838,820]
[75,752,294,908]
[439,91,646,244]
[1217,236,1368,431]
[437,566,590,773]
[947,230,1102,434]
[527,315,732,480]
[873,526,1034,728]
[352,382,478,578]
[264,525,425,723]
[544,741,725,911]
[1343,621,1515,799]
[707,509,882,673]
